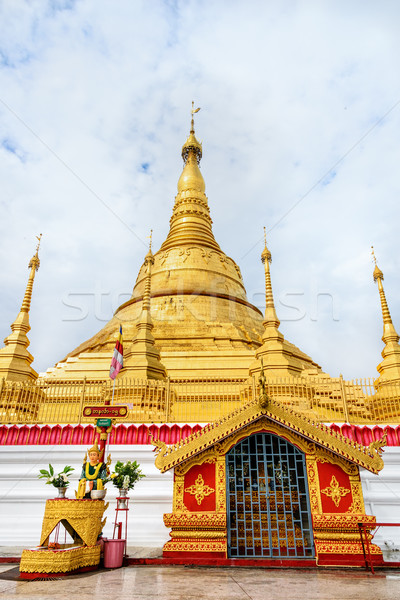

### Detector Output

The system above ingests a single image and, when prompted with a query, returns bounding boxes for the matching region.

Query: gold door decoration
[321,475,351,508]
[184,474,215,506]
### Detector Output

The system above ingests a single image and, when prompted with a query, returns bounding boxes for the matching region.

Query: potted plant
[111,461,145,506]
[38,464,75,498]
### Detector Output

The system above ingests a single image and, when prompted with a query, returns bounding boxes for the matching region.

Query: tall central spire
[160,103,220,252]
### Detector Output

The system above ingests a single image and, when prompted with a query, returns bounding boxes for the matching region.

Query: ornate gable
[153,397,385,474]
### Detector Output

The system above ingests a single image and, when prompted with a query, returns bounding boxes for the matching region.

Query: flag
[109,325,123,380]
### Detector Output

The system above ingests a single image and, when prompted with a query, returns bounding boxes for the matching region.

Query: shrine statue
[76,440,108,499]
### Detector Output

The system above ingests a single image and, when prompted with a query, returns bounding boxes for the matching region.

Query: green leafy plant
[38,464,74,488]
[111,460,145,490]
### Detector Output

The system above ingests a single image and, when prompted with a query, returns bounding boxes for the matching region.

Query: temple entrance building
[154,389,385,566]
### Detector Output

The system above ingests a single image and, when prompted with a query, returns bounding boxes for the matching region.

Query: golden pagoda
[44,107,322,382]
[1,108,400,570]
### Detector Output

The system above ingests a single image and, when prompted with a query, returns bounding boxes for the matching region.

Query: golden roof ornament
[261,227,272,264]
[28,234,42,272]
[371,246,384,282]
[182,101,202,164]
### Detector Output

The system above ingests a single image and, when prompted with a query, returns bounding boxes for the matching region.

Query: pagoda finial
[261,228,278,327]
[191,101,200,135]
[371,245,384,283]
[372,246,395,329]
[160,106,220,252]
[181,102,202,164]
[261,227,272,264]
[22,233,42,313]
[143,237,155,313]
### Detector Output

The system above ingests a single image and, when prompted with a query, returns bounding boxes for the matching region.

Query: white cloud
[0,0,399,378]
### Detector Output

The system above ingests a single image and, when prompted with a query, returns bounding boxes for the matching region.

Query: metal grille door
[226,433,314,558]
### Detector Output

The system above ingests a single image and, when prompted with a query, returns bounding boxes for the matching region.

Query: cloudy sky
[0,0,399,379]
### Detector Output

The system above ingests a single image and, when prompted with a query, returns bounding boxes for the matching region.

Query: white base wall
[1,444,400,559]
[360,447,400,561]
[0,445,173,548]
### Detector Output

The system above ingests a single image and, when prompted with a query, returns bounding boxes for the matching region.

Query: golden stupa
[1,107,399,426]
[43,106,321,382]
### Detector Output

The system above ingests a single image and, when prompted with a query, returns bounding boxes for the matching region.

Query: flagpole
[106,325,123,469]
[111,377,116,406]
[105,377,116,465]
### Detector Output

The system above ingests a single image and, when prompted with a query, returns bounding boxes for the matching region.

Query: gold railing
[0,375,400,425]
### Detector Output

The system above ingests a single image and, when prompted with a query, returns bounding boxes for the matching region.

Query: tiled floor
[1,564,400,600]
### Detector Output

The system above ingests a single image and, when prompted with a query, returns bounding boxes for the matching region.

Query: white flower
[122,475,130,490]
[61,473,69,482]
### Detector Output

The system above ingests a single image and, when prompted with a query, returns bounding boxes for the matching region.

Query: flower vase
[57,486,67,499]
[118,488,128,508]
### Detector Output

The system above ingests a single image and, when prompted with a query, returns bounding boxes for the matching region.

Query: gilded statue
[76,440,108,499]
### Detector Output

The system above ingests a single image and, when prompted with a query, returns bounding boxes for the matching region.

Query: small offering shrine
[20,439,110,577]
[19,498,108,577]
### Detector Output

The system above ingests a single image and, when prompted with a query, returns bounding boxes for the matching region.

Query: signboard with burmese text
[81,404,128,422]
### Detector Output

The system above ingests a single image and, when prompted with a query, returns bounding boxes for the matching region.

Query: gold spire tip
[148,229,153,252]
[36,233,42,253]
[190,101,200,134]
[371,246,384,282]
[261,227,271,263]
[29,233,42,271]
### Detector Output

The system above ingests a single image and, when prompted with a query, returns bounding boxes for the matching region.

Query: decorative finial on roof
[261,228,280,329]
[191,101,200,134]
[371,246,394,328]
[371,246,384,282]
[261,227,272,264]
[182,102,202,164]
[23,234,42,312]
[143,238,155,312]
[28,233,42,272]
